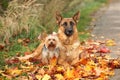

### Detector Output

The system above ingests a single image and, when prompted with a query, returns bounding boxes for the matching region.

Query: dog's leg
[41,45,49,64]
[18,43,44,61]
[58,49,70,67]
[54,48,60,58]
[71,46,82,65]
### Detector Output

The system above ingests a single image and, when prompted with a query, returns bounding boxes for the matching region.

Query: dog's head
[44,32,60,51]
[56,11,80,37]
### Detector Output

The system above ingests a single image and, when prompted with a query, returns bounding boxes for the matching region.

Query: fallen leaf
[64,67,75,79]
[20,64,34,72]
[54,74,64,80]
[99,46,110,53]
[5,67,22,77]
[36,75,42,80]
[79,58,88,65]
[38,68,45,75]
[17,76,28,80]
[42,74,51,80]
[17,39,23,43]
[0,43,5,51]
[106,39,116,46]
[23,38,30,43]
[56,66,65,73]
[5,58,20,64]
[49,56,57,66]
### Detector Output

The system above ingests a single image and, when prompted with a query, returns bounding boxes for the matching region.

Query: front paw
[42,58,48,64]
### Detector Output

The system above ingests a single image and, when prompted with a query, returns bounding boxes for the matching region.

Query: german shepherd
[56,11,82,65]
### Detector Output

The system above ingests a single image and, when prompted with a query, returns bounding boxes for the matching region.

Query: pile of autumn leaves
[0,39,120,80]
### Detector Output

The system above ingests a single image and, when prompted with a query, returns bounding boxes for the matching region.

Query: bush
[0,0,43,44]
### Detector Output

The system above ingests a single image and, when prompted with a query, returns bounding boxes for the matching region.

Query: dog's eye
[53,39,55,41]
[62,22,67,26]
[48,39,51,41]
[70,21,74,26]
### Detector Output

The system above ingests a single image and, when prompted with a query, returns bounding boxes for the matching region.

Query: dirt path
[92,0,120,80]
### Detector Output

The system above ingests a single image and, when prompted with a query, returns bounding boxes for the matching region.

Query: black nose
[65,28,73,37]
[50,42,53,44]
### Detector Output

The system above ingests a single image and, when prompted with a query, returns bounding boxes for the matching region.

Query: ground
[92,0,120,80]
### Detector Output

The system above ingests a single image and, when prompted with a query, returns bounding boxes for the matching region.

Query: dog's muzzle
[65,28,74,37]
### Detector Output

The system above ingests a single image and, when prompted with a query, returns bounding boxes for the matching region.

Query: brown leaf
[5,58,20,64]
[0,43,5,51]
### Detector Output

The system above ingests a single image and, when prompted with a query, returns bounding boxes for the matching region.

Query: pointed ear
[38,32,47,41]
[56,11,63,25]
[72,11,80,23]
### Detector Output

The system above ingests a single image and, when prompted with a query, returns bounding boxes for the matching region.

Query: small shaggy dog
[41,32,60,64]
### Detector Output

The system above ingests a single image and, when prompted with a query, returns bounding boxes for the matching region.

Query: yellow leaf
[42,74,51,80]
[20,64,34,72]
[64,67,74,79]
[11,69,22,76]
[0,70,4,73]
[36,75,42,80]
[56,66,65,72]
[108,71,114,76]
[113,60,119,66]
[17,39,23,43]
[84,65,91,72]
[6,68,22,77]
[106,39,116,46]
[55,74,64,80]
[96,77,104,80]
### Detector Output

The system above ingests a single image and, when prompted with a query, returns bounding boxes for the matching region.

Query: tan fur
[56,11,81,65]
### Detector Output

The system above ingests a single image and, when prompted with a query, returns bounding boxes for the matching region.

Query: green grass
[0,0,108,70]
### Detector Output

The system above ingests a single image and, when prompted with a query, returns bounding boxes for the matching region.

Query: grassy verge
[0,0,108,69]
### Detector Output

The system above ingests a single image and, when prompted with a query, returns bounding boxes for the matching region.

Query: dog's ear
[72,11,80,23]
[56,11,63,25]
[38,32,47,41]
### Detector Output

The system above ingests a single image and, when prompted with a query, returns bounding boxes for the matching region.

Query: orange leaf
[100,72,106,78]
[79,58,88,65]
[49,56,57,66]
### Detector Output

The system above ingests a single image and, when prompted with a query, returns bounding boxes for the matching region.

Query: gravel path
[92,0,120,80]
